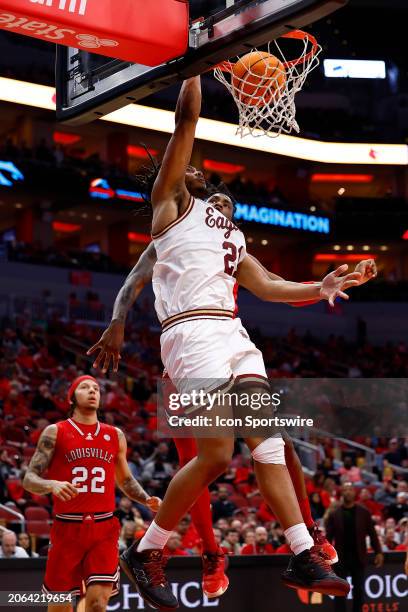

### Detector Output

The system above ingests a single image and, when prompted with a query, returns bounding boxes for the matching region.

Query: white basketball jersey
[152,196,246,330]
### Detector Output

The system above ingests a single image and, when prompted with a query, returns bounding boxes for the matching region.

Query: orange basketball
[231,51,286,107]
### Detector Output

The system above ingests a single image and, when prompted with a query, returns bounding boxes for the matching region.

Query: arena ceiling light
[324,59,386,79]
[311,173,374,183]
[1,77,407,166]
[315,253,377,262]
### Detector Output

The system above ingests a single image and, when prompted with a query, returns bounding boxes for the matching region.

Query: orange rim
[280,29,319,68]
[214,30,318,73]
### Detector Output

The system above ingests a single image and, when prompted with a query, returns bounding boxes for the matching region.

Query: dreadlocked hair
[133,144,161,207]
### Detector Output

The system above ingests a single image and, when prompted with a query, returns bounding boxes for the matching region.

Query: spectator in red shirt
[33,346,56,376]
[241,527,275,555]
[257,501,277,524]
[164,532,188,557]
[16,346,34,372]
[275,542,291,554]
[395,531,407,552]
[176,516,200,551]
[359,488,384,516]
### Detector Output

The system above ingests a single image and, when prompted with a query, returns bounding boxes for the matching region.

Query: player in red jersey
[23,375,160,612]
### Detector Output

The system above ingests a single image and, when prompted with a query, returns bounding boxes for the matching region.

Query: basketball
[231,51,286,107]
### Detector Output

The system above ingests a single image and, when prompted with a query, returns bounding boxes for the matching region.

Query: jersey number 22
[71,466,105,493]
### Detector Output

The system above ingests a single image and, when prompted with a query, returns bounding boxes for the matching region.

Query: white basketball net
[213,30,322,138]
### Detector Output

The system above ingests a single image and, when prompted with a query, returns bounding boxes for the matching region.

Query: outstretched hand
[86,321,125,373]
[320,264,362,307]
[354,259,377,285]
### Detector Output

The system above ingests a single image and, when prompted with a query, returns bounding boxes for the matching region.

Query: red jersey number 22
[71,466,105,493]
[223,242,243,276]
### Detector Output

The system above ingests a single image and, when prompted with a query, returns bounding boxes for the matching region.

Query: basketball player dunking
[23,375,160,612]
[91,77,362,610]
[88,184,376,600]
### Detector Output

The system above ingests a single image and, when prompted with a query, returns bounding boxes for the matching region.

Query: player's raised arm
[87,242,157,373]
[23,425,78,500]
[237,255,361,306]
[115,429,161,512]
[151,76,202,235]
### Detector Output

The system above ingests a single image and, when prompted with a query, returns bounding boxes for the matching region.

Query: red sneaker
[309,523,338,564]
[202,548,229,598]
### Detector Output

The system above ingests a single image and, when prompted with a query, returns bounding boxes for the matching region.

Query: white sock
[284,523,314,556]
[137,520,172,552]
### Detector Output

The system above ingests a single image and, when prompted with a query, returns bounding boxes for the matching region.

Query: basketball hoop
[213,30,321,138]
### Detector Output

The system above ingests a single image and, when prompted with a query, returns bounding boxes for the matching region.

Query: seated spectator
[338,457,363,485]
[33,346,56,377]
[221,529,241,555]
[31,384,56,415]
[269,522,285,549]
[18,532,39,558]
[374,481,397,505]
[275,541,291,554]
[141,456,173,498]
[212,486,237,522]
[310,492,325,521]
[213,528,223,547]
[257,501,277,524]
[382,527,399,551]
[358,488,382,515]
[384,439,408,467]
[395,531,408,552]
[217,465,237,485]
[164,532,188,557]
[241,526,274,555]
[115,496,137,525]
[0,530,29,558]
[386,492,408,523]
[128,450,145,480]
[238,472,259,498]
[118,521,137,553]
[241,530,256,549]
[176,516,200,551]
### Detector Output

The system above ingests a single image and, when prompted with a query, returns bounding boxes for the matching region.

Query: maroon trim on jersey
[234,373,270,391]
[151,195,194,239]
[162,307,235,332]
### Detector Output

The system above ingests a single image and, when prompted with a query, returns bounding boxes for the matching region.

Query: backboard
[56,0,348,125]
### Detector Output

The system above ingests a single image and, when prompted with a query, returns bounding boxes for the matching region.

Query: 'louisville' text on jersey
[205,206,239,239]
[65,447,114,463]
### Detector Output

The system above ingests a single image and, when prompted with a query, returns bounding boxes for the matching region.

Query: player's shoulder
[41,423,59,437]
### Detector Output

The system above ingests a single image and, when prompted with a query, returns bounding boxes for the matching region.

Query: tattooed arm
[87,242,157,373]
[23,425,79,501]
[115,428,161,512]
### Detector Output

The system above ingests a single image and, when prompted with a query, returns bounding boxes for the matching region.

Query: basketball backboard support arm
[56,0,348,125]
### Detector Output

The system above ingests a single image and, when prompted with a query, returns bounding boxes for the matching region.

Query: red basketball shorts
[43,513,120,598]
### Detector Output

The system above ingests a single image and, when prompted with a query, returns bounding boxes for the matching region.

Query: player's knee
[252,436,285,465]
[87,597,108,612]
[201,450,231,478]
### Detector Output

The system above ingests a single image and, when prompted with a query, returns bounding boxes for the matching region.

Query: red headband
[67,375,99,404]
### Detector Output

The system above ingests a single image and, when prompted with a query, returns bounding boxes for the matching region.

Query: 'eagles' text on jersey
[152,197,246,326]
